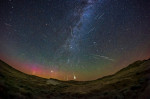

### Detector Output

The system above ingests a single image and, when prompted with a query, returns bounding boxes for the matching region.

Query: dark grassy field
[0,59,150,99]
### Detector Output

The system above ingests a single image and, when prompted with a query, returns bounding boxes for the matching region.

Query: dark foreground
[0,59,150,99]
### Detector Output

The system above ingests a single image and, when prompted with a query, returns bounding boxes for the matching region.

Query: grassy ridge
[0,59,150,99]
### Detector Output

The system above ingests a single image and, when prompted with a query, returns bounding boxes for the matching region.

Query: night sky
[0,0,150,80]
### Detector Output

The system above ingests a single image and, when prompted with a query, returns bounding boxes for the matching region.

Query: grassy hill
[0,59,150,99]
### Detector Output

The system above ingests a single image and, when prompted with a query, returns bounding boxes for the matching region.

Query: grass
[0,59,150,99]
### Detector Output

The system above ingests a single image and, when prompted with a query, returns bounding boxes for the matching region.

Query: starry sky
[0,0,150,81]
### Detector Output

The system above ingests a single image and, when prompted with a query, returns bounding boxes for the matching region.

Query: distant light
[74,75,76,80]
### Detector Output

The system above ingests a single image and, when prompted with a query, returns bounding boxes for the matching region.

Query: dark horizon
[0,57,150,99]
[0,57,150,81]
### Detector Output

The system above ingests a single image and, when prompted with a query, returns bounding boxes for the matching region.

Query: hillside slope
[0,59,150,99]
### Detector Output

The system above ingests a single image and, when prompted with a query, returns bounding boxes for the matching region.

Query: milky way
[0,0,150,80]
